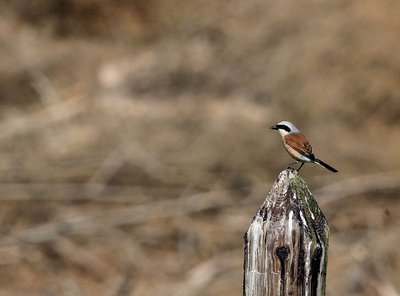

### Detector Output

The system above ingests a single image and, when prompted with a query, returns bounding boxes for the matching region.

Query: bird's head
[271,121,300,136]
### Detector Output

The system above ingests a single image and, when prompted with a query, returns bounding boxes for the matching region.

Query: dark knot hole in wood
[275,246,289,296]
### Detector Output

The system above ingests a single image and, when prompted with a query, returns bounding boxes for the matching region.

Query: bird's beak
[271,125,278,130]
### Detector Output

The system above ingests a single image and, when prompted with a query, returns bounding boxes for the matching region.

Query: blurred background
[0,0,399,295]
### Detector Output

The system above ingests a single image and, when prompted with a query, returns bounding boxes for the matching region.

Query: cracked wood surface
[243,169,329,296]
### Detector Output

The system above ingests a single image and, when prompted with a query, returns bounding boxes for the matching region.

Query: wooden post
[243,169,329,296]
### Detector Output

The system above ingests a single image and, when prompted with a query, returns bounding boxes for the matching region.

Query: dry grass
[0,0,399,295]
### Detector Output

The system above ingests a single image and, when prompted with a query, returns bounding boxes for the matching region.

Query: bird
[271,121,338,172]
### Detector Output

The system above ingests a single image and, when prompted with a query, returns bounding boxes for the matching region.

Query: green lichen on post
[289,170,329,295]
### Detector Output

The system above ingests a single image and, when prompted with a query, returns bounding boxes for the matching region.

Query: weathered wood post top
[243,168,329,296]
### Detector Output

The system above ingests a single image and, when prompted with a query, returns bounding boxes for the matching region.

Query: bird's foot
[286,162,298,170]
[286,162,304,172]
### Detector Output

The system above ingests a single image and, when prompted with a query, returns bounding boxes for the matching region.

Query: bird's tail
[314,159,338,173]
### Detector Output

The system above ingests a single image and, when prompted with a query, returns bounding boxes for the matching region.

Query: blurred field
[0,0,399,295]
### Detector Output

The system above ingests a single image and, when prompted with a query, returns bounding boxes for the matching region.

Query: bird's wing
[284,133,314,158]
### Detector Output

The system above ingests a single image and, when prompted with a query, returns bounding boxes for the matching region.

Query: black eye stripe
[276,125,291,132]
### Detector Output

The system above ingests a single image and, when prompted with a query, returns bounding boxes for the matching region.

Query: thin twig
[316,171,400,206]
[1,190,230,246]
[0,182,178,203]
[152,251,240,296]
[0,96,84,142]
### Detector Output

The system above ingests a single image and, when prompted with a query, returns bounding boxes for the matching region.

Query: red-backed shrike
[271,121,338,172]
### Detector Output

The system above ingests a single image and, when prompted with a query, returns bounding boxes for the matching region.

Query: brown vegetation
[0,0,399,295]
